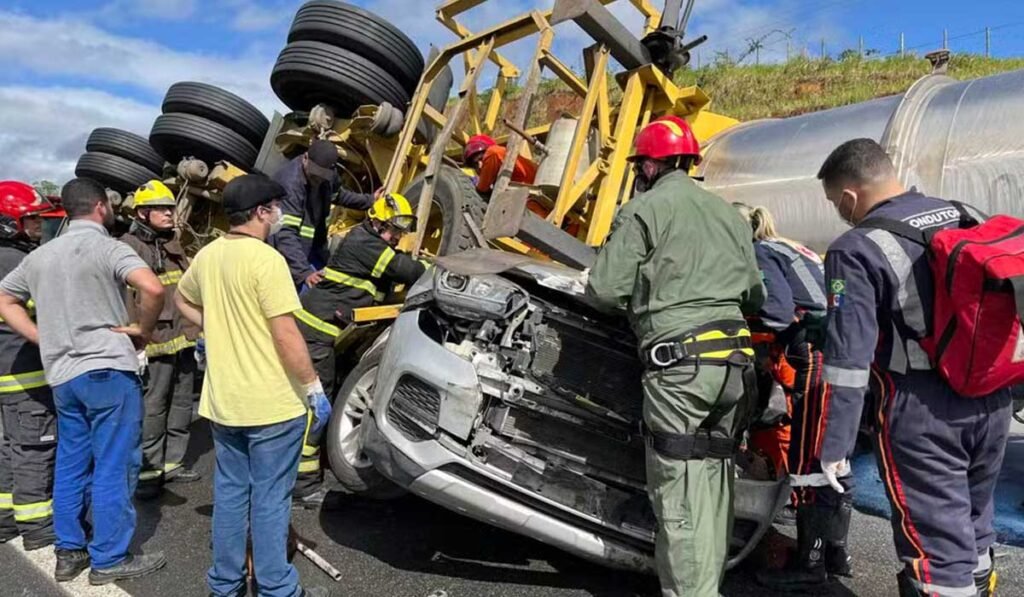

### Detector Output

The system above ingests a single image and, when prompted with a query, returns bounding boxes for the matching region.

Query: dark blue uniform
[755,239,827,333]
[269,156,375,286]
[821,190,1011,596]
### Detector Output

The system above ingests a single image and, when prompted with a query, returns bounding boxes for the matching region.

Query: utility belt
[643,320,754,369]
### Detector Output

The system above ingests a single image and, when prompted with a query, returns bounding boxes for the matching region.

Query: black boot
[757,505,830,590]
[896,570,927,596]
[54,548,90,582]
[88,552,167,585]
[975,548,997,597]
[826,497,853,577]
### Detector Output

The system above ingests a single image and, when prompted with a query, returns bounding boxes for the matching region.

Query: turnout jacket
[121,224,200,357]
[819,190,988,463]
[753,239,827,334]
[586,170,764,349]
[270,156,375,284]
[0,244,46,392]
[301,221,427,324]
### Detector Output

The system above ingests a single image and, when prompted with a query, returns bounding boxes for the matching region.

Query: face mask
[835,191,859,226]
[267,206,284,236]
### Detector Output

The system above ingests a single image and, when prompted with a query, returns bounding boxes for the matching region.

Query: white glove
[136,350,149,377]
[821,459,851,494]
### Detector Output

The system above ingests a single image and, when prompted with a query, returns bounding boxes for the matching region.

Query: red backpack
[861,202,1024,397]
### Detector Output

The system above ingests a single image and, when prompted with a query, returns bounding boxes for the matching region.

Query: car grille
[386,375,441,441]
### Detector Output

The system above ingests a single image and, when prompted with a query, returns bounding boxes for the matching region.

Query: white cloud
[99,0,198,22]
[231,4,290,32]
[0,86,159,184]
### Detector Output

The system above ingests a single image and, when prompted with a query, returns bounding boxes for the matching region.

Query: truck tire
[416,46,454,144]
[287,0,424,95]
[149,113,258,170]
[85,128,165,175]
[325,348,405,500]
[402,165,486,256]
[162,82,270,148]
[271,41,409,116]
[75,152,158,195]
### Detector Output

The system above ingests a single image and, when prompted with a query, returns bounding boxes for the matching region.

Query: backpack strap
[857,217,930,246]
[949,200,982,227]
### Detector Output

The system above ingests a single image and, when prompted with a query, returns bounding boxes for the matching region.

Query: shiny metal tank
[697,69,1024,252]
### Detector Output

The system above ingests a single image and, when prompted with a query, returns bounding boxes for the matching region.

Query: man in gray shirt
[0,178,168,585]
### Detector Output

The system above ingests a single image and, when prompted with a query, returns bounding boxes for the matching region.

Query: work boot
[974,548,997,597]
[293,486,328,510]
[88,552,167,585]
[0,527,17,543]
[22,533,55,551]
[896,570,928,596]
[165,466,202,484]
[300,587,330,597]
[756,505,829,590]
[54,548,90,582]
[826,498,853,577]
[135,480,162,501]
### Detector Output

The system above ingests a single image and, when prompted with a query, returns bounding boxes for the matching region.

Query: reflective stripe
[866,229,926,334]
[907,340,931,370]
[909,577,978,597]
[295,309,341,338]
[788,473,831,488]
[145,335,196,358]
[158,270,182,286]
[302,444,319,457]
[371,248,396,279]
[0,492,12,509]
[764,241,828,309]
[139,470,163,481]
[298,460,321,473]
[823,365,870,388]
[12,500,52,522]
[0,370,48,393]
[163,462,182,473]
[299,226,316,240]
[282,214,303,228]
[322,268,384,301]
[889,322,908,375]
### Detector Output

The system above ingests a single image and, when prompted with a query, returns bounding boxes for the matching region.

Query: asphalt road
[3,419,1024,597]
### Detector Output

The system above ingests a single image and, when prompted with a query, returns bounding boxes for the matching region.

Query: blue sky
[1,0,1022,183]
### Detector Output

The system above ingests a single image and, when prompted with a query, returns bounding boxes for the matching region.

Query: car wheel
[270,41,410,116]
[149,113,259,170]
[325,348,406,499]
[75,152,159,195]
[287,0,424,95]
[162,82,270,148]
[85,128,165,175]
[402,165,486,256]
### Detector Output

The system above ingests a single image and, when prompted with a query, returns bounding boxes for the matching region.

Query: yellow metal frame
[384,0,740,258]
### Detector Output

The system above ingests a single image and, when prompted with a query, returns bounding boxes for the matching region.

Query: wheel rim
[420,200,444,257]
[338,366,377,469]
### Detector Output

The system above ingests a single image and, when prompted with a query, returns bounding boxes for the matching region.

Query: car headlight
[434,270,526,321]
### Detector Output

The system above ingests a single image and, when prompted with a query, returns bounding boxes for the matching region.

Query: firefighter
[586,116,764,596]
[0,181,56,551]
[290,192,426,507]
[120,181,201,499]
[733,203,854,590]
[463,134,538,195]
[816,139,1009,597]
[270,139,377,289]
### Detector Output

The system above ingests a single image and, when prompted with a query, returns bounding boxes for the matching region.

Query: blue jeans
[52,369,143,569]
[207,415,305,597]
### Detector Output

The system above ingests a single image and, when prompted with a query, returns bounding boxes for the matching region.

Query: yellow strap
[0,492,12,508]
[371,248,396,278]
[298,460,321,473]
[295,309,341,338]
[12,499,52,522]
[685,328,755,359]
[145,335,196,358]
[322,268,384,301]
[0,370,48,393]
[158,270,183,286]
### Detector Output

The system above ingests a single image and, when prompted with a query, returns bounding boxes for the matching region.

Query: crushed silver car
[326,248,790,572]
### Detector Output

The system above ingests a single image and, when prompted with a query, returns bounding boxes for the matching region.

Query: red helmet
[628,115,702,164]
[0,181,54,238]
[463,134,496,163]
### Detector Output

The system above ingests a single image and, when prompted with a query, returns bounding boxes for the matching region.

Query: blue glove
[195,337,207,370]
[306,379,332,434]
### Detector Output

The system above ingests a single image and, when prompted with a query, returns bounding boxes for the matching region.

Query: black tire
[325,348,405,500]
[162,82,270,148]
[416,46,454,144]
[85,128,164,174]
[271,41,409,116]
[149,113,258,170]
[75,152,158,195]
[402,165,486,256]
[287,0,424,95]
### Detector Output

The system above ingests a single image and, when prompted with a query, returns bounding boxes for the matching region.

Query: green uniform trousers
[139,349,197,486]
[644,362,747,597]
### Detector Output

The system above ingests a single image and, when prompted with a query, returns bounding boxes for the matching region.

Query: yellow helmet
[133,180,176,209]
[368,192,416,231]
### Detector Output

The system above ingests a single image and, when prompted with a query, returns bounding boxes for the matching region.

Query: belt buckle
[649,343,677,368]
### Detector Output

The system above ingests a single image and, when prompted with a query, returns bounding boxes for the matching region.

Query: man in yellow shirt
[174,174,330,597]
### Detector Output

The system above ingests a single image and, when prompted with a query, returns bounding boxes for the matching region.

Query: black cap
[306,140,337,179]
[222,174,285,214]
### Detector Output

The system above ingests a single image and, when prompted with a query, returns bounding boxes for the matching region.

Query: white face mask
[267,206,284,236]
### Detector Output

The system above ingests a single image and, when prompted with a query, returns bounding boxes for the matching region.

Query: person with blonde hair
[733,202,855,590]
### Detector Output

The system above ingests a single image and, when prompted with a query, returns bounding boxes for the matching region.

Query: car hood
[435,248,588,298]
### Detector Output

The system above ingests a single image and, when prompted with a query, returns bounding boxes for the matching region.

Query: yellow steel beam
[437,7,519,77]
[352,305,401,323]
[484,74,509,133]
[628,0,661,34]
[540,50,588,97]
[552,46,609,226]
[688,109,740,144]
[587,71,646,246]
[436,0,486,17]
